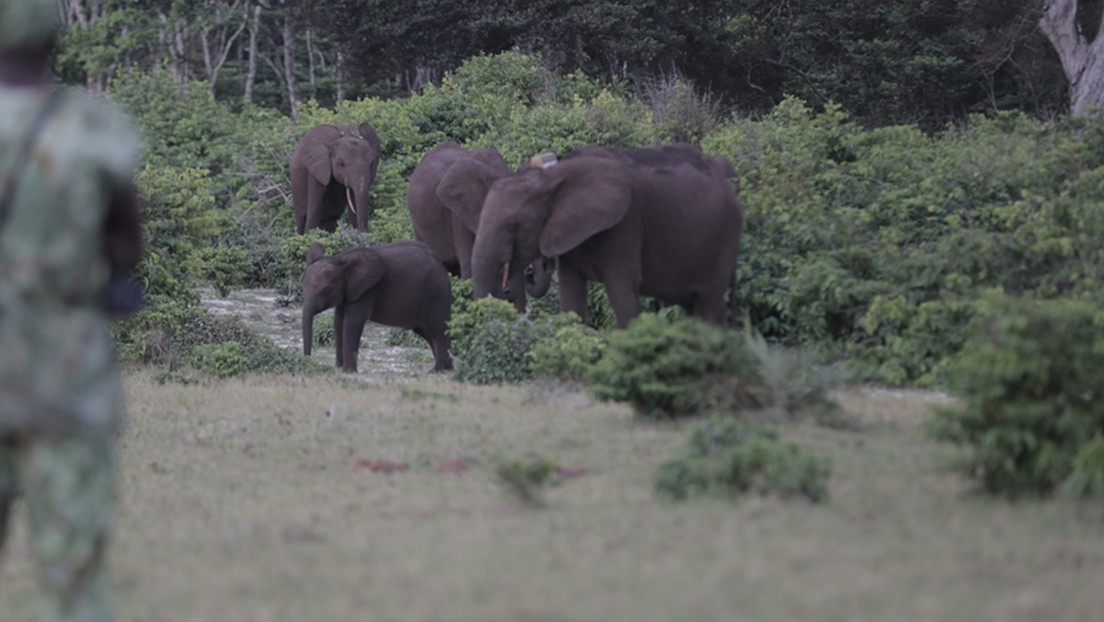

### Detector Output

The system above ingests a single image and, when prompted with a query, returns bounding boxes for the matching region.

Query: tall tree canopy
[52,0,1098,125]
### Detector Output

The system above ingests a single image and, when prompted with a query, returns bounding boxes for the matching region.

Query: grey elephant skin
[470,144,743,328]
[408,142,555,312]
[301,241,452,373]
[290,123,381,234]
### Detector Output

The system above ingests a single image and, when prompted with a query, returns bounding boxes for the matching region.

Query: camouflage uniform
[0,2,142,620]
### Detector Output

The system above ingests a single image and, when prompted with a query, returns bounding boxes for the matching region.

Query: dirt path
[199,286,434,379]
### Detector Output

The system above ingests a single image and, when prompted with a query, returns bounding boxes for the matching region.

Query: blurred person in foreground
[0,0,143,620]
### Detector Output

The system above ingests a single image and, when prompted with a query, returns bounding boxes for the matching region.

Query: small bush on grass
[587,315,765,418]
[449,280,600,384]
[528,319,607,382]
[117,302,326,377]
[656,417,832,503]
[493,455,559,508]
[188,342,250,378]
[930,292,1104,498]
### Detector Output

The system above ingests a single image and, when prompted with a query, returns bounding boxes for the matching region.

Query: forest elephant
[301,242,452,373]
[469,144,743,328]
[291,123,381,234]
[407,141,554,311]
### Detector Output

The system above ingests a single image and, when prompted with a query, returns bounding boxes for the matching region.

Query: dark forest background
[57,0,1088,130]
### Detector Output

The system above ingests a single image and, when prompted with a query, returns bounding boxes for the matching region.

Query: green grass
[2,373,1102,622]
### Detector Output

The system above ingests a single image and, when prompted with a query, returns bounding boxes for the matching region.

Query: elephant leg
[558,263,590,325]
[604,278,643,329]
[334,306,346,369]
[414,327,453,372]
[340,300,374,373]
[305,182,327,232]
[692,291,728,326]
[453,225,476,279]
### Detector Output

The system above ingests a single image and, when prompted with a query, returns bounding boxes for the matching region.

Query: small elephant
[470,144,743,328]
[290,123,381,234]
[408,142,555,311]
[301,241,452,373]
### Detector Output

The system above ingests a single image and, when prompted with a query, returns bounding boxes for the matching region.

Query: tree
[1039,0,1104,114]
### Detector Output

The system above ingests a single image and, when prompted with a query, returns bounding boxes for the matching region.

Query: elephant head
[438,151,559,310]
[470,155,631,304]
[292,123,381,234]
[301,242,384,360]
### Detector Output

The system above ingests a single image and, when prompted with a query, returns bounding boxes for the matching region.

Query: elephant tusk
[501,262,510,289]
[346,186,356,216]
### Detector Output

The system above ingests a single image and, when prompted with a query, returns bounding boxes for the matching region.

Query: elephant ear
[539,158,632,258]
[344,250,386,301]
[358,122,381,153]
[436,157,501,231]
[306,243,327,266]
[300,126,339,185]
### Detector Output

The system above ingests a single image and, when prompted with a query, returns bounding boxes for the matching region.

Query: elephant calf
[301,241,452,373]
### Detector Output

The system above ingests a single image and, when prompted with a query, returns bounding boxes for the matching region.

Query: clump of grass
[744,331,852,428]
[493,455,560,508]
[656,417,832,503]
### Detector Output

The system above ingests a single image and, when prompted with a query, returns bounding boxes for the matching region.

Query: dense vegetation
[51,0,1104,500]
[59,0,1097,130]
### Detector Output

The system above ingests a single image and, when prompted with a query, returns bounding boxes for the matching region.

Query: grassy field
[2,368,1103,622]
[2,288,1103,621]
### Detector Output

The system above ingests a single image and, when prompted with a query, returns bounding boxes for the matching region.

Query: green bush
[930,292,1104,498]
[116,303,325,377]
[528,319,607,382]
[191,244,252,297]
[656,417,831,503]
[587,315,764,418]
[449,279,593,384]
[188,342,250,378]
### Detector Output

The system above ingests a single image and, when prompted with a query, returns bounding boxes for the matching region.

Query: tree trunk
[281,4,300,118]
[244,4,262,105]
[1039,0,1104,115]
[200,0,249,98]
[335,51,346,103]
[307,28,317,94]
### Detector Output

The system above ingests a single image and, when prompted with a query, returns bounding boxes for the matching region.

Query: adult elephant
[301,241,452,373]
[290,123,381,234]
[408,141,554,311]
[470,144,743,328]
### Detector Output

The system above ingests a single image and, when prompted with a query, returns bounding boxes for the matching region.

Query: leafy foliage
[587,315,763,419]
[528,320,607,382]
[930,293,1104,498]
[656,417,832,503]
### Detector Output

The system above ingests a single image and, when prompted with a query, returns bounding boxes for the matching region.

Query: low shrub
[656,417,832,502]
[116,302,326,377]
[930,292,1104,498]
[188,341,250,377]
[528,319,607,382]
[587,315,764,418]
[449,279,598,384]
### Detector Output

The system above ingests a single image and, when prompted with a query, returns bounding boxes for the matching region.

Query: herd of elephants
[289,122,744,374]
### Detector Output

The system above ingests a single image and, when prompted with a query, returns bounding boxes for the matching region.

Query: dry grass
[2,372,1102,622]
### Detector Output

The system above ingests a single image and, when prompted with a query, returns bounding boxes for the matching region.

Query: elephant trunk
[471,236,527,312]
[302,304,315,356]
[525,257,556,299]
[350,178,372,233]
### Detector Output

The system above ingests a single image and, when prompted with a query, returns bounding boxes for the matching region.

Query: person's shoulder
[58,88,137,135]
[56,87,144,176]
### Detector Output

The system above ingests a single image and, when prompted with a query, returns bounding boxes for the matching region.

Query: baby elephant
[301,241,453,373]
